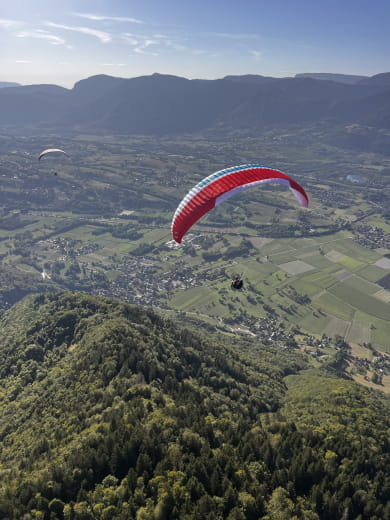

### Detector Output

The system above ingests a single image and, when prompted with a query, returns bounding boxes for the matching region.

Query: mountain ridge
[295,73,367,84]
[0,291,389,518]
[1,72,390,133]
[0,81,21,89]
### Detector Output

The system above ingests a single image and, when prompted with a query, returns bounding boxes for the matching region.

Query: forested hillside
[0,292,388,519]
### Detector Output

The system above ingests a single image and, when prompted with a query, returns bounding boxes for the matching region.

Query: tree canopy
[0,291,388,519]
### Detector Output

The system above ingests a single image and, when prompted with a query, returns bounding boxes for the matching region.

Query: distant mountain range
[294,73,367,84]
[1,72,390,134]
[0,81,20,88]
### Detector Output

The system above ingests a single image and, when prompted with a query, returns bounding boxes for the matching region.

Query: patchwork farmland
[167,230,390,351]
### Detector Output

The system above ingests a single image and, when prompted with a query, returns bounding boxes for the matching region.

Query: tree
[264,487,296,520]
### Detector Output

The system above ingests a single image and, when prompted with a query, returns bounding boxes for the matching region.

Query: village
[353,223,390,249]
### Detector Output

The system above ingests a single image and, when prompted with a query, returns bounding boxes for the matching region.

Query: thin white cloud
[164,39,188,52]
[163,38,210,56]
[102,63,125,67]
[122,32,195,56]
[143,39,158,48]
[17,29,66,45]
[72,12,143,24]
[15,59,32,64]
[133,47,159,56]
[208,32,260,40]
[0,18,22,29]
[46,22,111,43]
[249,50,263,59]
[121,33,139,45]
[122,32,159,55]
[121,31,212,58]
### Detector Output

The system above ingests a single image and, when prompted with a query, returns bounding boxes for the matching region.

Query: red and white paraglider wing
[171,165,309,243]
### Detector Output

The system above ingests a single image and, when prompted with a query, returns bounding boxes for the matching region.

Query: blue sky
[1,0,389,87]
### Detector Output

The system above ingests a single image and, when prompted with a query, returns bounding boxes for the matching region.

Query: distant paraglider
[38,148,68,161]
[171,164,309,243]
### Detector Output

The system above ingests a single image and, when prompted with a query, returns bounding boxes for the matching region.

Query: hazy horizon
[4,69,388,90]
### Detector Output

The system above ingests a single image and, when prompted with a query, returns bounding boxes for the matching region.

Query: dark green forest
[0,292,388,519]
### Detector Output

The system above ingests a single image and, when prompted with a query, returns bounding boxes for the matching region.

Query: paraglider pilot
[231,277,243,290]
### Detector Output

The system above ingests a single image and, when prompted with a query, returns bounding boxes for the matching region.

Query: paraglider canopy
[171,164,309,244]
[38,148,68,161]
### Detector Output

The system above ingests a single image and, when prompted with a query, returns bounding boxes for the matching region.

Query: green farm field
[354,311,390,351]
[312,292,355,321]
[329,283,389,321]
[299,312,332,335]
[357,264,387,283]
[342,274,382,295]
